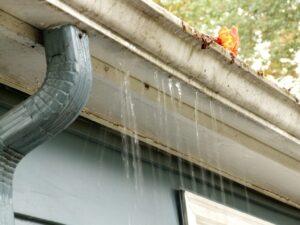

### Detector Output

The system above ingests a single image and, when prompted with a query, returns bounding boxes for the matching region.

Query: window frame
[180,191,275,225]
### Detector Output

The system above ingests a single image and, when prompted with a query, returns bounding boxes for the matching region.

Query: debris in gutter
[181,20,216,49]
[230,53,236,64]
[216,26,240,57]
[181,21,240,57]
[181,21,300,103]
[195,33,216,50]
[257,70,265,77]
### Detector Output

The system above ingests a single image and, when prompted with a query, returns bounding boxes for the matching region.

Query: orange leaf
[216,26,240,56]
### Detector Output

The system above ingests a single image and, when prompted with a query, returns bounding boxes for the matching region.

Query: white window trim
[181,191,275,225]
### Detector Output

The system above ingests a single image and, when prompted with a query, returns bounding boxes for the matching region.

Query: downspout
[0,25,92,224]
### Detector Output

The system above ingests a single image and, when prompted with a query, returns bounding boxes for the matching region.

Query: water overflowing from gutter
[194,91,208,196]
[117,69,228,197]
[95,61,288,224]
[2,66,295,224]
[120,73,143,190]
[208,100,226,205]
[167,78,184,187]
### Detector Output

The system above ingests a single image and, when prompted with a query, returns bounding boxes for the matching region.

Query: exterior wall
[0,88,299,225]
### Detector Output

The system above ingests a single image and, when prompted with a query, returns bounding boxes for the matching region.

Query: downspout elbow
[0,25,92,154]
[0,25,92,224]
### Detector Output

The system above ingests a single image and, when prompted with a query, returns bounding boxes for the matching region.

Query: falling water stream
[120,73,143,190]
[0,69,282,225]
[1,67,298,224]
[118,70,221,195]
[112,64,271,224]
[0,52,297,225]
[194,91,208,196]
[120,71,215,191]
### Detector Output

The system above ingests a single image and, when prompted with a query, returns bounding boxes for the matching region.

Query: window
[180,191,275,225]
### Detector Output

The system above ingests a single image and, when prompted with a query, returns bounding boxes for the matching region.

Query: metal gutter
[36,0,300,160]
[0,0,299,209]
[1,1,298,159]
[0,25,92,224]
[54,0,300,138]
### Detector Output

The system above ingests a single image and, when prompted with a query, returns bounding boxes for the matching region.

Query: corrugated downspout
[0,25,92,224]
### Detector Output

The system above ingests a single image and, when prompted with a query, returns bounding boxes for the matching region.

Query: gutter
[0,25,92,224]
[52,0,300,138]
[31,0,300,160]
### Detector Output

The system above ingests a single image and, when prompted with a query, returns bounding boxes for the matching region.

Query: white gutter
[0,0,300,208]
[54,0,300,138]
[7,0,298,160]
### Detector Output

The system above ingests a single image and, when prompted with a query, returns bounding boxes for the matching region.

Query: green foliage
[154,0,300,78]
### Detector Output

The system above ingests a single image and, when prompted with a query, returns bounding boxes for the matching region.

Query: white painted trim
[182,191,275,225]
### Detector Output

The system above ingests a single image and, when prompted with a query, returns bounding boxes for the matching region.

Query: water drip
[120,74,143,190]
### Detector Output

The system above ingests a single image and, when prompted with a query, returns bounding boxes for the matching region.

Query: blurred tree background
[153,0,300,80]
